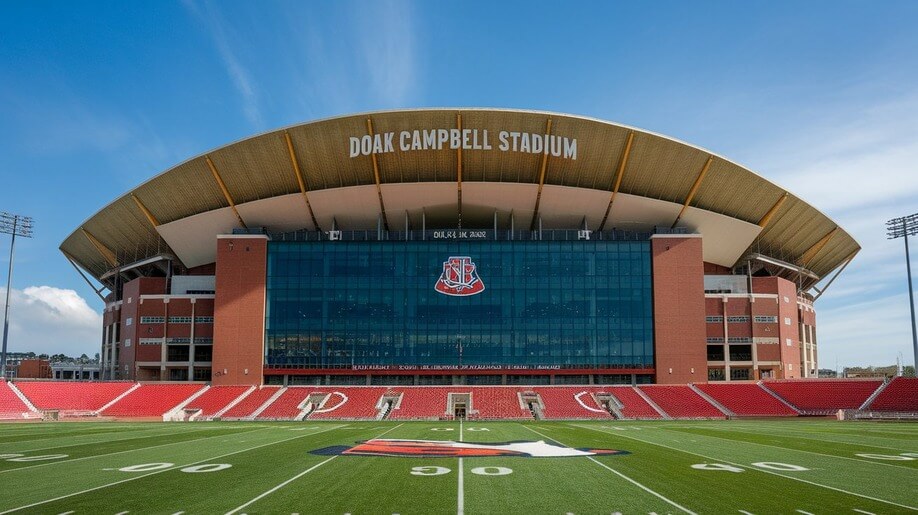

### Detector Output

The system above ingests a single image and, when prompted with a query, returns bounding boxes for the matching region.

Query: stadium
[58,108,861,387]
[1,109,916,514]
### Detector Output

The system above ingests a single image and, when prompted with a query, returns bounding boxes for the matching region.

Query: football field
[0,419,915,514]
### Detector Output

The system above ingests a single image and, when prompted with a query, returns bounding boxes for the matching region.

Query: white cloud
[0,286,101,358]
[748,88,918,369]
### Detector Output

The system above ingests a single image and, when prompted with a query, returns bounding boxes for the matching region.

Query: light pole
[1,212,34,379]
[887,212,918,372]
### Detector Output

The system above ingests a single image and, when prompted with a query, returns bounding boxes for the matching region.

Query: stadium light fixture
[0,212,34,379]
[886,212,918,372]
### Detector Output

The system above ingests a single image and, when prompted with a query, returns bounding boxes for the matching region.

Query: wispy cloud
[292,0,419,116]
[183,0,264,129]
[749,88,918,368]
[1,286,102,357]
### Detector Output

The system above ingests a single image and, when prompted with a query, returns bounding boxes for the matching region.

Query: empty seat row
[868,377,918,412]
[695,383,797,416]
[762,379,883,414]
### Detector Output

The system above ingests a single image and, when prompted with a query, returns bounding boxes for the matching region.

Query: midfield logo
[435,256,485,296]
[310,439,629,458]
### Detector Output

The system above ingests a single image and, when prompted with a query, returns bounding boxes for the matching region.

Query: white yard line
[224,423,404,515]
[522,425,696,515]
[656,426,917,470]
[852,509,876,514]
[0,425,347,514]
[0,426,271,475]
[458,418,464,515]
[573,424,918,512]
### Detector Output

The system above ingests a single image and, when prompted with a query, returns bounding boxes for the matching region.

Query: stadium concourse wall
[3,378,916,422]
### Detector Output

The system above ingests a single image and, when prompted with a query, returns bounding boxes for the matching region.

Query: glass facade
[264,239,653,369]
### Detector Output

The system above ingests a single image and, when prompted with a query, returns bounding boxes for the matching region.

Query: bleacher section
[695,383,798,416]
[608,386,663,419]
[467,387,532,420]
[388,387,447,420]
[100,384,204,418]
[533,387,612,419]
[4,379,917,421]
[308,387,391,420]
[868,377,918,412]
[181,385,251,419]
[639,385,725,419]
[255,388,312,420]
[763,379,883,414]
[14,381,134,413]
[221,386,280,419]
[0,381,38,420]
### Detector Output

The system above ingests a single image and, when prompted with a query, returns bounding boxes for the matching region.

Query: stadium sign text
[349,129,577,160]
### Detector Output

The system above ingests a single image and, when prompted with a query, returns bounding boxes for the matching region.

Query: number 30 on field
[410,466,512,476]
[116,463,232,473]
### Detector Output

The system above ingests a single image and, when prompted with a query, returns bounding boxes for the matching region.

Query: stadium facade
[59,109,859,387]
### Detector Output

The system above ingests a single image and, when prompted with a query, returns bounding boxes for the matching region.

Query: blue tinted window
[265,240,653,368]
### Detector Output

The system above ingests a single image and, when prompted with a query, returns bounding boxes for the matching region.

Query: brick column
[212,235,268,386]
[651,234,707,384]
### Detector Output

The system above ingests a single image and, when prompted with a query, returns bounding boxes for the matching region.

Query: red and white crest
[435,256,485,296]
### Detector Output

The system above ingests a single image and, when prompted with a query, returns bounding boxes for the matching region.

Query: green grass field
[0,419,915,514]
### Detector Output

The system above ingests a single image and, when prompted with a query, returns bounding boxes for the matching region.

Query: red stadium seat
[868,377,918,412]
[14,381,134,413]
[221,386,281,419]
[182,385,252,418]
[608,386,663,419]
[694,383,797,416]
[255,387,312,420]
[762,379,884,414]
[0,381,39,420]
[99,383,205,418]
[639,385,725,419]
[307,387,391,420]
[533,387,613,420]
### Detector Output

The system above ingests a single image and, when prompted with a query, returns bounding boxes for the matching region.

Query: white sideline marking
[57,511,74,515]
[572,424,918,512]
[853,510,876,515]
[0,426,272,475]
[0,425,347,514]
[458,418,464,515]
[522,426,696,515]
[115,512,129,515]
[738,511,754,514]
[796,511,814,515]
[658,426,916,470]
[225,423,404,515]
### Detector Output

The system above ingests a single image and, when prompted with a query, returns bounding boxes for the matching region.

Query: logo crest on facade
[435,256,485,296]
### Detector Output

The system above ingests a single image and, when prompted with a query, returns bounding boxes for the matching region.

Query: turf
[0,419,915,514]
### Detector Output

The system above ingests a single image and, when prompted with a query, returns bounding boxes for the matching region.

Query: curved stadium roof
[61,108,859,293]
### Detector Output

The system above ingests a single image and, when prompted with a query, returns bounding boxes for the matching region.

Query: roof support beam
[457,112,463,229]
[799,227,839,268]
[812,248,859,300]
[529,117,553,231]
[671,155,714,228]
[81,228,119,267]
[758,192,789,228]
[366,118,390,231]
[130,193,160,227]
[597,130,635,231]
[204,156,247,229]
[62,251,107,300]
[284,130,322,232]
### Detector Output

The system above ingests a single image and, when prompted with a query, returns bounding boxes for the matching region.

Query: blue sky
[1,1,917,368]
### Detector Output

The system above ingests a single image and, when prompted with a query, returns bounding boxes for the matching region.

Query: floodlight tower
[1,212,34,379]
[887,212,918,372]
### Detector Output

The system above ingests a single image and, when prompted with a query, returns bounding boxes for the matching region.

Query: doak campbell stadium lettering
[349,128,577,160]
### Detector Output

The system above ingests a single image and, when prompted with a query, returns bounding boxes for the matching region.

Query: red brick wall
[120,277,166,379]
[652,236,707,384]
[753,277,802,378]
[17,359,51,379]
[212,236,267,386]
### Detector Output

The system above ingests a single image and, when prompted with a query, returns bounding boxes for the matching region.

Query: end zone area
[0,420,915,514]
